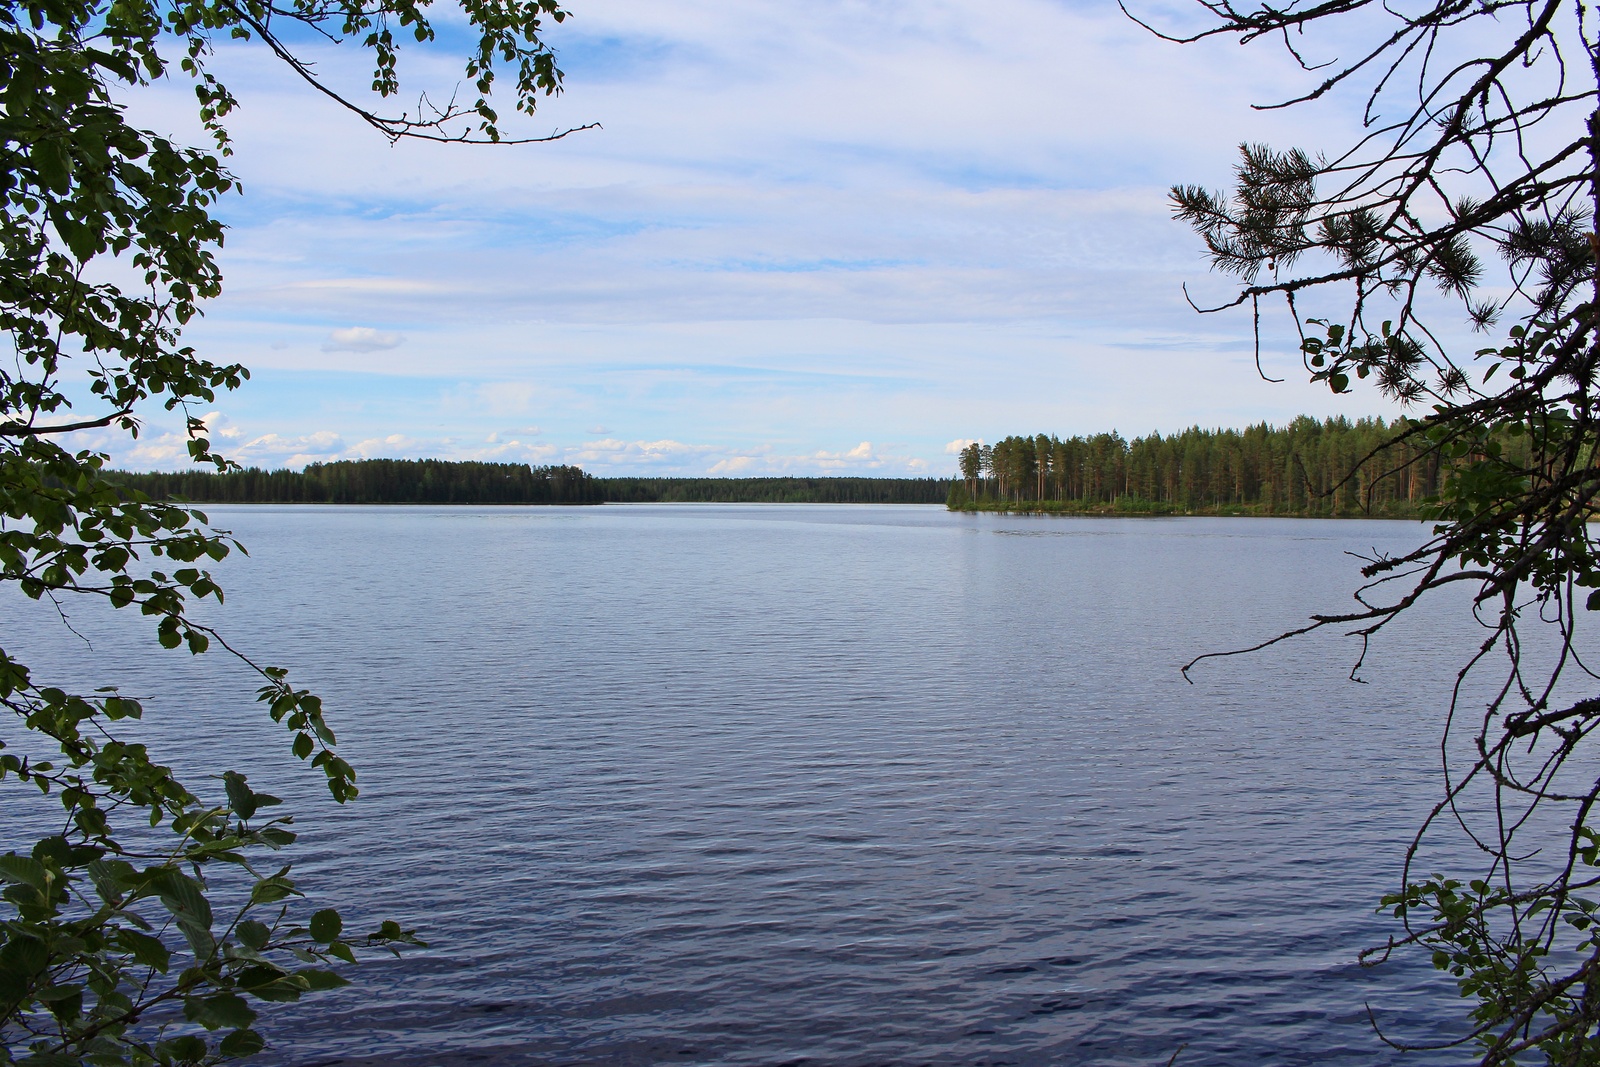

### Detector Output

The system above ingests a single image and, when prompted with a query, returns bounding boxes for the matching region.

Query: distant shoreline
[948,499,1426,520]
[113,498,1422,519]
[143,499,943,507]
[106,463,951,506]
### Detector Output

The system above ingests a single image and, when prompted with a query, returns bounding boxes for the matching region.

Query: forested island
[109,460,951,505]
[949,416,1445,517]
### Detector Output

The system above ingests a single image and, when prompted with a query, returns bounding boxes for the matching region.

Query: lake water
[4,505,1500,1065]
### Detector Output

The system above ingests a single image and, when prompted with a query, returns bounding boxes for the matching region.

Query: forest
[111,459,607,504]
[950,416,1453,516]
[109,417,1470,515]
[109,461,951,505]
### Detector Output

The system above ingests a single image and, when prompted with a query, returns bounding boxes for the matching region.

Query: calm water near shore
[6,505,1499,1065]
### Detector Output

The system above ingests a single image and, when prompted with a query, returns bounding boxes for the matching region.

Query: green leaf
[0,854,49,892]
[237,919,271,950]
[259,826,297,847]
[235,962,293,991]
[250,872,298,905]
[223,770,256,820]
[39,984,83,1021]
[146,867,213,930]
[296,967,351,992]
[103,695,143,719]
[14,1055,80,1067]
[309,908,343,943]
[158,623,183,650]
[0,934,47,978]
[114,927,171,971]
[184,991,257,1030]
[156,1034,209,1063]
[35,982,82,1003]
[87,859,138,900]
[219,1028,267,1057]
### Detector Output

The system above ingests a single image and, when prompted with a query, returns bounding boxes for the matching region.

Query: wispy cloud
[323,327,404,353]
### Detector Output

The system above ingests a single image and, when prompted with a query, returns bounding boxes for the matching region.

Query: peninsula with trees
[950,416,1451,517]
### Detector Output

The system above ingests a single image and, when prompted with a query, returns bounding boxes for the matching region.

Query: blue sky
[89,0,1425,475]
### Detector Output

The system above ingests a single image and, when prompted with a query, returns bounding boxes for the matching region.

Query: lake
[4,504,1493,1065]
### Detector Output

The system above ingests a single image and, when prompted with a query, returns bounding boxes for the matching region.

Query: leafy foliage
[1142,0,1600,1058]
[0,0,578,1058]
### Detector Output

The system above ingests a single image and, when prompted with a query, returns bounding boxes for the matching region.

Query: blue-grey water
[5,505,1500,1065]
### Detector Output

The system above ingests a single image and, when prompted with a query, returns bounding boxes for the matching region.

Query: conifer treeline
[951,416,1445,516]
[109,461,952,505]
[112,460,605,504]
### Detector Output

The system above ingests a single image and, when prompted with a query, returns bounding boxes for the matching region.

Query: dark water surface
[6,505,1495,1065]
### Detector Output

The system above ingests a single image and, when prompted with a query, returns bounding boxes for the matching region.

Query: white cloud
[239,431,347,467]
[350,433,426,457]
[564,438,726,468]
[708,456,758,474]
[808,441,885,470]
[122,436,191,467]
[945,438,978,454]
[203,412,243,441]
[323,327,403,353]
[477,439,560,463]
[95,425,354,471]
